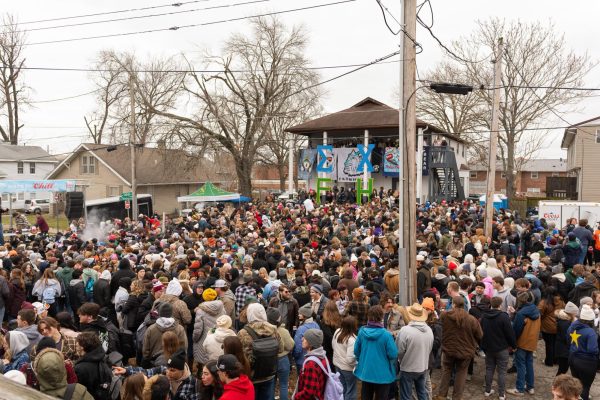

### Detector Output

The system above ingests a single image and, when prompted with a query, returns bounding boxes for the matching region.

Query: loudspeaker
[65,192,85,220]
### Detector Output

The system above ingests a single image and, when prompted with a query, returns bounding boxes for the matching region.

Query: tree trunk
[278,162,286,192]
[235,157,253,197]
[506,134,516,201]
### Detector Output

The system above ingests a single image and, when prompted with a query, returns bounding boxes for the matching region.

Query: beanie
[298,303,313,319]
[216,315,232,329]
[158,302,173,318]
[167,349,186,370]
[266,307,281,326]
[202,288,217,302]
[564,301,579,315]
[303,329,324,349]
[579,304,595,321]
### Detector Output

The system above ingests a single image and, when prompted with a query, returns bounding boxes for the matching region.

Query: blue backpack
[42,286,56,304]
[85,277,95,299]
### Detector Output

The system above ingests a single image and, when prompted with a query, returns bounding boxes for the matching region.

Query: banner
[383,147,400,176]
[316,145,335,173]
[422,145,429,176]
[298,149,316,180]
[336,147,371,182]
[0,179,77,193]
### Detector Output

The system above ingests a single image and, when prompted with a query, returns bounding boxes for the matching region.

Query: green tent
[177,182,240,203]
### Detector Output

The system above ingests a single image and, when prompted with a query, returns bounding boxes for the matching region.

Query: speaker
[65,192,85,220]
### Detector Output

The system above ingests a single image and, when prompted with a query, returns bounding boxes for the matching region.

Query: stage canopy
[177,182,240,203]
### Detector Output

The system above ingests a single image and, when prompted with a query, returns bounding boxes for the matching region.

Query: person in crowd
[0,330,30,373]
[198,360,224,400]
[111,258,137,297]
[555,301,579,375]
[396,303,433,400]
[154,278,192,328]
[318,300,341,366]
[74,331,112,400]
[293,329,330,400]
[434,296,482,400]
[217,354,255,400]
[214,279,236,322]
[143,375,170,400]
[78,302,120,354]
[333,315,358,400]
[8,269,27,320]
[19,337,78,389]
[68,269,87,324]
[538,286,564,367]
[192,288,225,368]
[269,284,299,335]
[37,316,78,361]
[121,279,150,334]
[552,374,583,400]
[202,314,237,362]
[293,303,320,373]
[32,268,62,317]
[266,308,294,400]
[345,287,369,327]
[223,336,252,378]
[16,308,43,353]
[121,373,146,400]
[354,305,398,400]
[566,304,598,400]
[143,302,187,367]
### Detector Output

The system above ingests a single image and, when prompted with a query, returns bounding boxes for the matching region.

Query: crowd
[0,193,597,400]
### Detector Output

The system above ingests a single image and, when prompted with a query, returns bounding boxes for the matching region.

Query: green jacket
[34,348,94,400]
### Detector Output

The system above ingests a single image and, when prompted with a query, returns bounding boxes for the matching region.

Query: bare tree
[453,18,594,199]
[134,17,321,196]
[0,15,27,144]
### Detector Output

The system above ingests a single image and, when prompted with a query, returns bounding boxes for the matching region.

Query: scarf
[366,321,384,328]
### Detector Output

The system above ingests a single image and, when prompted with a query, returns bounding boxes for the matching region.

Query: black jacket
[74,346,111,400]
[555,314,572,359]
[568,281,596,307]
[93,279,111,309]
[68,280,86,313]
[121,292,150,330]
[480,308,516,353]
[416,266,431,297]
[80,318,120,355]
[110,262,136,297]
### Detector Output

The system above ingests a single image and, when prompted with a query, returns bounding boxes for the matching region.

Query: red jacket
[220,374,254,400]
[294,356,328,400]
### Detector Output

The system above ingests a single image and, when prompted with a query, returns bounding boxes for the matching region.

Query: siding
[578,125,600,200]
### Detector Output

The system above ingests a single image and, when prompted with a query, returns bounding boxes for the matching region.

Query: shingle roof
[0,144,56,162]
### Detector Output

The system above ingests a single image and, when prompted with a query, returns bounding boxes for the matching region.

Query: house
[469,158,568,197]
[0,143,57,205]
[561,116,600,201]
[47,143,234,214]
[286,97,470,202]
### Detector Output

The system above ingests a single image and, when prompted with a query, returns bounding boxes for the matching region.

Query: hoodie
[203,327,237,361]
[2,331,30,373]
[220,374,255,400]
[493,287,516,313]
[513,303,541,352]
[354,324,398,384]
[566,320,599,361]
[396,321,433,373]
[480,308,516,353]
[192,300,225,364]
[34,348,93,400]
[16,323,43,354]
[555,310,574,359]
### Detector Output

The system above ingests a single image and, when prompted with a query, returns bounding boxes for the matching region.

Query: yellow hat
[202,288,217,301]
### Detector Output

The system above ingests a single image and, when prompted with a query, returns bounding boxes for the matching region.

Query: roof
[48,143,224,185]
[561,116,600,148]
[286,97,467,144]
[469,158,567,172]
[0,144,57,163]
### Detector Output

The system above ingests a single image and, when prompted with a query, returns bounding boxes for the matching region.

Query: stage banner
[336,147,371,182]
[316,145,335,174]
[298,149,316,180]
[383,147,400,176]
[0,179,76,193]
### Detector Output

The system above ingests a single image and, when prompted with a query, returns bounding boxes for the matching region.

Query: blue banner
[298,149,316,180]
[0,179,77,193]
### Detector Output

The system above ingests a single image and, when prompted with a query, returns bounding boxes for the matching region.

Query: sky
[4,0,600,159]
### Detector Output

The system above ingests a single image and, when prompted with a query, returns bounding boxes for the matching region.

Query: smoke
[80,208,112,241]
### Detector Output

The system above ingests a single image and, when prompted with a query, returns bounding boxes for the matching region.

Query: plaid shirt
[346,300,369,327]
[235,284,256,315]
[125,365,199,400]
[295,355,328,400]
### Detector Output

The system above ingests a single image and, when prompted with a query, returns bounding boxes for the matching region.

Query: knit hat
[309,284,323,295]
[564,301,579,315]
[579,297,593,307]
[352,287,364,300]
[266,307,281,326]
[303,329,323,349]
[152,281,164,293]
[421,297,435,312]
[579,304,595,321]
[202,288,217,302]
[350,254,358,263]
[36,337,57,353]
[216,315,232,329]
[416,254,425,261]
[166,278,183,297]
[158,302,173,318]
[298,303,313,319]
[167,349,186,371]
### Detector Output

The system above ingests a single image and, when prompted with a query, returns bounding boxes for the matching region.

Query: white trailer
[538,201,600,229]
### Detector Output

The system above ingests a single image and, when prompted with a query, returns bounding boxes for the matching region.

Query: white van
[0,193,52,212]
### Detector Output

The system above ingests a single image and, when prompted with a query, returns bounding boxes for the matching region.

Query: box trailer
[538,201,600,229]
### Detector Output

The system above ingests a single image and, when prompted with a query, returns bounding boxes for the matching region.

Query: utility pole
[129,72,138,219]
[484,37,503,238]
[398,0,416,306]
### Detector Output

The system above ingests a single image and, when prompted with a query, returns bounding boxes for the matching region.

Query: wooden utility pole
[398,0,417,306]
[129,73,138,219]
[484,37,503,238]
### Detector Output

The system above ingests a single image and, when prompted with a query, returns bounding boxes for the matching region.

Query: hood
[519,303,540,320]
[166,278,183,297]
[34,348,66,393]
[553,273,566,283]
[246,303,267,323]
[100,270,112,280]
[482,308,503,319]
[16,324,42,342]
[246,320,277,336]
[118,258,131,270]
[198,300,225,316]
[8,330,30,355]
[567,240,580,249]
[434,273,447,280]
[82,318,107,332]
[407,321,429,332]
[70,279,83,286]
[212,328,235,342]
[386,269,399,277]
[224,374,254,396]
[555,309,571,321]
[79,345,106,363]
[156,317,176,329]
[360,326,387,340]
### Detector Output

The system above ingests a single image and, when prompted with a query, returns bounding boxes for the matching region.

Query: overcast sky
[5,0,600,158]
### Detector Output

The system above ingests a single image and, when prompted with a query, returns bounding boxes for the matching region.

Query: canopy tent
[223,196,251,203]
[177,182,240,203]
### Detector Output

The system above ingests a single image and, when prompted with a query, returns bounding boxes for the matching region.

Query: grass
[1,214,71,233]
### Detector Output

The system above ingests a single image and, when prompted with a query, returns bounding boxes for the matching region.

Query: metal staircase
[428,146,465,202]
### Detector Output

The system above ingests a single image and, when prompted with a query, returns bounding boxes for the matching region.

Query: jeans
[360,381,390,400]
[437,354,470,400]
[569,356,597,400]
[337,368,357,400]
[276,356,290,400]
[0,223,4,245]
[514,348,534,393]
[579,245,587,264]
[399,371,428,400]
[541,332,556,366]
[254,377,275,400]
[484,349,509,396]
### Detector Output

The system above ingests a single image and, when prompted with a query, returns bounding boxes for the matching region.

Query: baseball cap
[213,279,228,289]
[217,354,239,373]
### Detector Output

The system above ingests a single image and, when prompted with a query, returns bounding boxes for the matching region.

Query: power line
[11,0,212,26]
[28,0,357,46]
[18,0,269,33]
[30,89,100,104]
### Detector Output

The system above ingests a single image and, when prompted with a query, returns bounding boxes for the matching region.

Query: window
[531,171,539,179]
[470,171,478,179]
[17,192,24,201]
[109,186,120,197]
[17,161,23,174]
[29,162,35,174]
[501,172,507,179]
[81,155,96,174]
[527,187,541,193]
[596,129,600,143]
[552,172,560,177]
[1,194,7,202]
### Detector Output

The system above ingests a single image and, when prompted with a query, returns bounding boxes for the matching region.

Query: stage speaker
[65,192,85,220]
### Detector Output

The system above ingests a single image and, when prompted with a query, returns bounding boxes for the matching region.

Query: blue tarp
[222,196,251,203]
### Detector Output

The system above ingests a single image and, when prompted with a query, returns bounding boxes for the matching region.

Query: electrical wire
[373,0,423,54]
[10,0,212,26]
[18,0,269,33]
[30,89,100,104]
[28,0,357,46]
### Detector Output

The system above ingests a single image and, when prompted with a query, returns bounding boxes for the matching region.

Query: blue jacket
[354,325,398,384]
[292,320,319,366]
[567,320,599,361]
[2,349,30,373]
[513,303,540,339]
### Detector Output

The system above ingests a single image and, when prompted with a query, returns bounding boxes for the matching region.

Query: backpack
[42,286,56,304]
[94,359,121,400]
[243,325,279,380]
[85,277,95,298]
[549,247,564,264]
[302,356,344,400]
[63,383,76,400]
